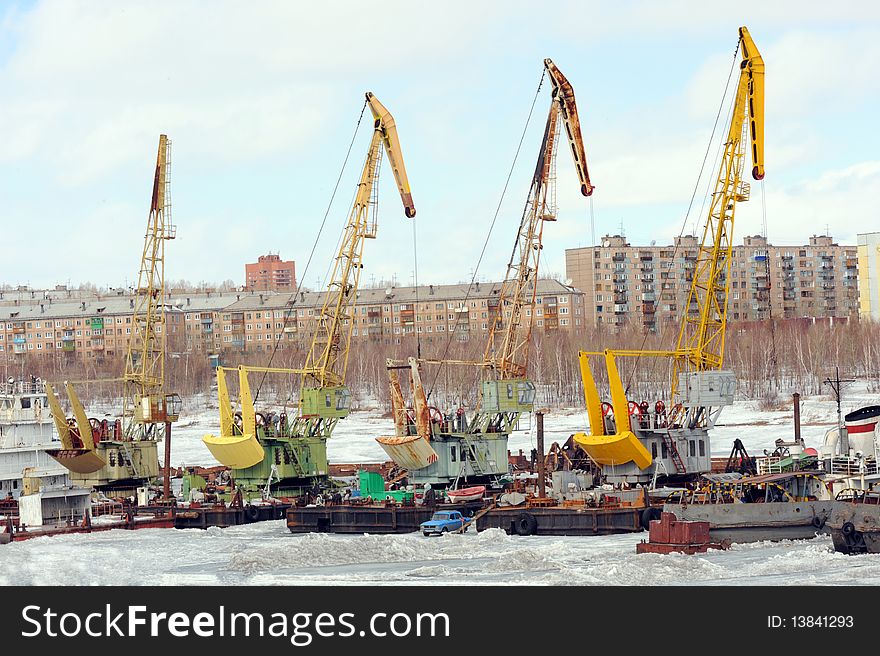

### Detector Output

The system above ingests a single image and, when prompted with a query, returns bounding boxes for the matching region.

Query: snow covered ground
[6,384,873,587]
[3,524,878,586]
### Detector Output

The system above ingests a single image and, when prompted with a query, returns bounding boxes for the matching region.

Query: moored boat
[446,485,486,503]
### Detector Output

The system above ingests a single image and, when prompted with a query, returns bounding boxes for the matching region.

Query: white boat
[0,377,92,528]
[446,485,486,503]
[0,378,69,498]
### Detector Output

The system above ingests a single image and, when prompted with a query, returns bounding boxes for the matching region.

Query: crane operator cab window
[335,387,351,412]
[518,381,536,406]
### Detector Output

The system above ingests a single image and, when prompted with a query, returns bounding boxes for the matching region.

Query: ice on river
[5,386,879,586]
[3,523,878,586]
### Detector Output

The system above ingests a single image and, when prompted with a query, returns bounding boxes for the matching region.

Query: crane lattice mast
[484,59,592,380]
[123,134,177,438]
[300,92,416,393]
[671,27,764,401]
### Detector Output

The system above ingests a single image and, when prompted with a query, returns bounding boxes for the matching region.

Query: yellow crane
[47,135,181,497]
[202,93,415,499]
[377,59,592,487]
[574,27,764,483]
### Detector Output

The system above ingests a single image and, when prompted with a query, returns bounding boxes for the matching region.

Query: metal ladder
[461,435,488,477]
[662,431,686,474]
[120,441,142,479]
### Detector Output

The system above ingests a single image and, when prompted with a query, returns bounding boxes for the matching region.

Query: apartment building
[566,234,859,331]
[0,296,172,361]
[858,232,880,321]
[214,279,586,353]
[0,280,585,362]
[245,253,296,291]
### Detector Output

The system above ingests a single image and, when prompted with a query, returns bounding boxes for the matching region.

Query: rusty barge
[287,498,644,537]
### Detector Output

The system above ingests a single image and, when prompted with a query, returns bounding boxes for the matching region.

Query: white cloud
[0,1,877,290]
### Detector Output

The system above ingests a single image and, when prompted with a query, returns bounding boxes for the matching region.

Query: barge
[662,472,836,543]
[287,500,642,536]
[174,500,290,529]
[826,490,880,554]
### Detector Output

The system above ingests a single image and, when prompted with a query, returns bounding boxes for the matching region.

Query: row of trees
[7,319,879,412]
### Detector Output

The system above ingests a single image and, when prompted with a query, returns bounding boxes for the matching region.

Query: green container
[359,470,412,503]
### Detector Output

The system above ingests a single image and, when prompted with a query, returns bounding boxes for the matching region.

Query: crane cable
[622,37,742,397]
[425,66,548,400]
[412,215,422,359]
[253,98,369,403]
[761,179,778,384]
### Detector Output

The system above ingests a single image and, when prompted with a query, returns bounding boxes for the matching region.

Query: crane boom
[203,94,416,494]
[123,134,177,436]
[300,92,416,390]
[483,58,591,379]
[671,26,764,399]
[574,27,765,482]
[545,58,594,197]
[46,134,179,488]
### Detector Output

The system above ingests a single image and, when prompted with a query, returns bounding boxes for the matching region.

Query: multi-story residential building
[858,232,880,321]
[245,253,296,291]
[0,280,584,362]
[566,234,860,331]
[214,279,585,353]
[0,296,161,361]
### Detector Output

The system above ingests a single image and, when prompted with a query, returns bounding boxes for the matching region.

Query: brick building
[0,279,585,361]
[245,254,296,291]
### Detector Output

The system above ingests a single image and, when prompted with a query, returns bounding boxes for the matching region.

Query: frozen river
[4,387,877,586]
[3,523,879,586]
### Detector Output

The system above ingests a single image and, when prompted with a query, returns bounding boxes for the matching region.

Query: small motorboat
[446,485,486,503]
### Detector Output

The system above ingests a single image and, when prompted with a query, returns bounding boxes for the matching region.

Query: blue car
[420,511,468,536]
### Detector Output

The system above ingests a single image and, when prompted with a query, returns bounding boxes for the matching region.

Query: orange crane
[377,59,592,488]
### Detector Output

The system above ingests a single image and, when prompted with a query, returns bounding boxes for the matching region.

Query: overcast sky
[1,1,877,291]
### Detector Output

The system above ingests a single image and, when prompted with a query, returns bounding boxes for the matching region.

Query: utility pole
[536,409,546,499]
[823,366,855,455]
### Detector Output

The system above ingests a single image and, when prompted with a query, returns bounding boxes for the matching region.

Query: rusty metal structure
[377,59,592,488]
